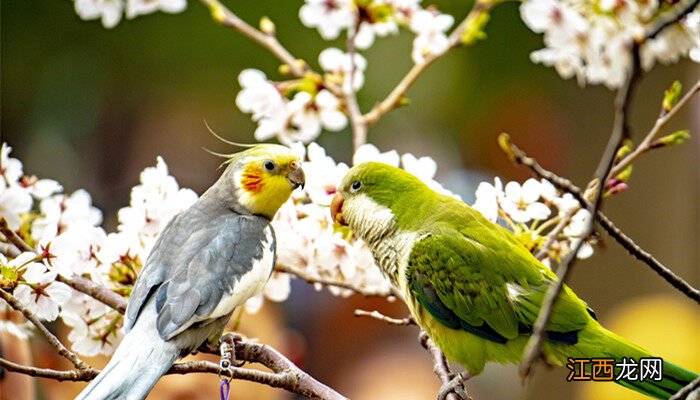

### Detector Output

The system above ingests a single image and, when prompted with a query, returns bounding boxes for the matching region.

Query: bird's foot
[437,371,471,400]
[219,333,246,368]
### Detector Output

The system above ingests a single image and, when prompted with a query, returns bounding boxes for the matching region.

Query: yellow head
[227,144,305,219]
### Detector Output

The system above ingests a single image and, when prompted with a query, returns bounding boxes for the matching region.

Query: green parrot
[330,161,698,399]
[77,144,305,400]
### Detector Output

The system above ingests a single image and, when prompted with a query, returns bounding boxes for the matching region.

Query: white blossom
[0,185,32,230]
[33,189,103,241]
[500,179,552,223]
[126,0,186,19]
[521,0,699,87]
[472,178,503,222]
[12,254,72,321]
[74,0,124,29]
[1,143,23,185]
[319,48,368,94]
[299,0,356,40]
[409,9,454,64]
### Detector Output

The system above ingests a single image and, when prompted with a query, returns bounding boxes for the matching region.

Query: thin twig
[275,264,400,298]
[345,31,368,150]
[362,0,494,126]
[354,309,415,326]
[0,217,33,252]
[609,79,700,179]
[499,133,700,303]
[0,289,89,370]
[668,377,700,400]
[419,331,468,400]
[55,274,128,314]
[198,0,308,77]
[519,41,642,379]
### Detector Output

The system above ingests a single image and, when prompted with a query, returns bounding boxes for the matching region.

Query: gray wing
[124,211,273,340]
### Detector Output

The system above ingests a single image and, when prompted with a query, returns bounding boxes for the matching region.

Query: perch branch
[419,331,469,400]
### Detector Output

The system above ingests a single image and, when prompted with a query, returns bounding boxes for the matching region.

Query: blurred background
[1,1,699,399]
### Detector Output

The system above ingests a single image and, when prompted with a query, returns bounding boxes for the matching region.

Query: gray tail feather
[76,328,179,400]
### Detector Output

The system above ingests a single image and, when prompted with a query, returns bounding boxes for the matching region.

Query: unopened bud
[260,16,275,35]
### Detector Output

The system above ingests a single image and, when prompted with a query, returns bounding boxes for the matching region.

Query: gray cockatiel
[77,144,305,400]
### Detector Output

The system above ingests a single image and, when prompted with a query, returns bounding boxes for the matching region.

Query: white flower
[33,189,103,241]
[303,143,350,206]
[244,294,264,314]
[74,0,123,29]
[236,69,285,123]
[120,157,197,235]
[353,143,400,166]
[355,20,399,49]
[48,225,106,278]
[563,209,594,259]
[1,143,24,185]
[500,179,551,223]
[263,272,292,302]
[299,0,356,40]
[62,293,122,356]
[126,0,186,19]
[20,177,63,199]
[409,9,454,63]
[472,178,503,222]
[0,184,32,230]
[319,48,367,94]
[14,259,72,321]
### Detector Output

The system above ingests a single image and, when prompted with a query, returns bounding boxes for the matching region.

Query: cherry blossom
[319,48,367,94]
[501,179,551,223]
[409,9,454,64]
[299,0,356,40]
[74,0,123,29]
[12,253,72,321]
[126,0,186,19]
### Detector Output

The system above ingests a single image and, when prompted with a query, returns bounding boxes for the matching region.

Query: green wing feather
[406,202,592,342]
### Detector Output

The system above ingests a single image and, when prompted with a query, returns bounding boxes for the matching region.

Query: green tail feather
[568,324,699,399]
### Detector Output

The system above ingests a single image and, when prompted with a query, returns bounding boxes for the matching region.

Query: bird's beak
[330,192,346,225]
[286,165,305,190]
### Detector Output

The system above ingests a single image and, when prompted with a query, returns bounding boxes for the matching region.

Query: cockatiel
[77,144,305,400]
[330,161,698,399]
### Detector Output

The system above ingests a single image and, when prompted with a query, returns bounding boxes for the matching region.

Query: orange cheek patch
[241,166,265,194]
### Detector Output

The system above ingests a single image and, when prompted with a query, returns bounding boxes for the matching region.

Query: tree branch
[275,263,401,298]
[0,289,89,370]
[498,133,700,303]
[362,0,494,126]
[198,0,308,77]
[519,41,642,379]
[668,377,700,400]
[419,331,469,400]
[609,79,700,179]
[0,356,348,400]
[354,309,415,326]
[0,217,33,252]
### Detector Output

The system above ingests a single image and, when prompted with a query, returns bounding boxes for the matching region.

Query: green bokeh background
[1,1,699,399]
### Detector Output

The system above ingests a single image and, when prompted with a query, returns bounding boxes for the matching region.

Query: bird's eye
[350,181,362,192]
[263,160,276,171]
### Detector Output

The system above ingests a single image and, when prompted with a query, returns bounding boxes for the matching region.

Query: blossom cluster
[0,144,197,355]
[472,177,595,268]
[521,0,700,88]
[235,48,364,145]
[300,0,454,63]
[73,0,186,29]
